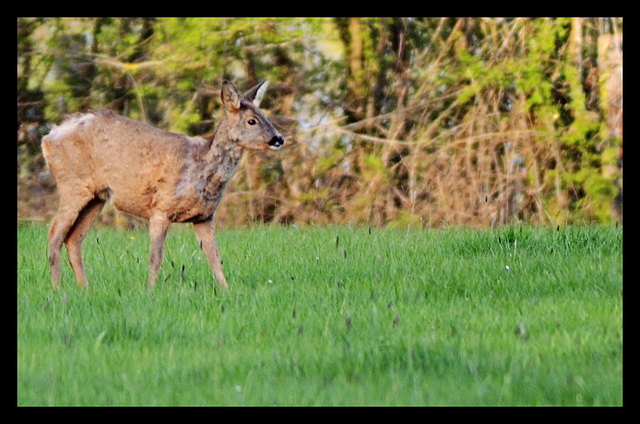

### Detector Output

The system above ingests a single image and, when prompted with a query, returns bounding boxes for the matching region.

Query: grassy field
[17,224,623,406]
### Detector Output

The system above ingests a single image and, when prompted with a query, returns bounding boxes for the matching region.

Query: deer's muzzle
[268,135,285,150]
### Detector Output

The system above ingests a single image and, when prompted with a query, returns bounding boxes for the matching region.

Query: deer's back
[42,110,210,220]
[44,109,195,162]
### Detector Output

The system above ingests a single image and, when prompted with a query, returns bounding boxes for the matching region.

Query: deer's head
[221,80,284,151]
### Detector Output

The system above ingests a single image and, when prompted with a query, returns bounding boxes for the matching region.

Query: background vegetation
[17,18,623,228]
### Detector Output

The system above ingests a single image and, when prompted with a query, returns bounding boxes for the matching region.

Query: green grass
[17,224,623,406]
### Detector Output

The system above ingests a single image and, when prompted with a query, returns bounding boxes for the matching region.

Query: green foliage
[17,18,622,227]
[17,225,622,405]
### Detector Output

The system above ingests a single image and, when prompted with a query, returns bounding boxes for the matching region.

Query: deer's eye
[247,118,257,126]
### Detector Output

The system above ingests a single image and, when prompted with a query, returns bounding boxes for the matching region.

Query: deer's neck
[171,129,243,223]
[189,122,244,203]
[205,121,243,178]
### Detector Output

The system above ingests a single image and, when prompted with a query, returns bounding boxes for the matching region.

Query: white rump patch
[46,113,96,142]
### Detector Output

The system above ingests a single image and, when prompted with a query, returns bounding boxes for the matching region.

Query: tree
[17,18,622,227]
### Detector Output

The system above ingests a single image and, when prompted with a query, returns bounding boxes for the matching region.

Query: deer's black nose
[268,135,284,150]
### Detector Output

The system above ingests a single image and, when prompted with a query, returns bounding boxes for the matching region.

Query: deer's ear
[244,80,269,107]
[221,80,241,112]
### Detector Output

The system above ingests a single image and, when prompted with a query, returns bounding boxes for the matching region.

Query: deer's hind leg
[64,197,105,288]
[48,191,95,289]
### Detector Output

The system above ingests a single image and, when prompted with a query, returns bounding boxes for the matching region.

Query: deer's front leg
[194,219,229,290]
[148,215,170,289]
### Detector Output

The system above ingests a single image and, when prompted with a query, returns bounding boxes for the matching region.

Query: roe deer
[42,80,284,290]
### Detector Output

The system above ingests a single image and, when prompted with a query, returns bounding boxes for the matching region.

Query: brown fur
[42,80,284,290]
